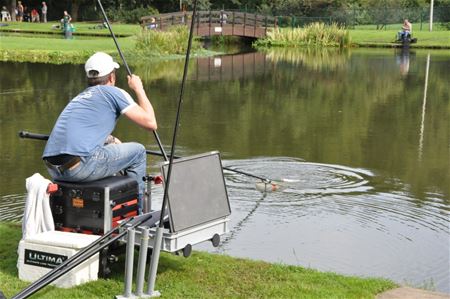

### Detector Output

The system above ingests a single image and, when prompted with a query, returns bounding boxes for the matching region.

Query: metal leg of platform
[145,226,163,297]
[143,177,152,214]
[135,228,150,297]
[116,228,136,299]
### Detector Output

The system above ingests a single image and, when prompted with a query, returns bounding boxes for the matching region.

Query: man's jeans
[46,142,147,211]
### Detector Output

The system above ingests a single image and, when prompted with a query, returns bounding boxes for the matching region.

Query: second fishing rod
[96,0,168,162]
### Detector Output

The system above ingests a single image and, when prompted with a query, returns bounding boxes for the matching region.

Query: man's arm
[123,74,158,131]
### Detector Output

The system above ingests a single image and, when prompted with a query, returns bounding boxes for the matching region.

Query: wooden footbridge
[141,10,277,38]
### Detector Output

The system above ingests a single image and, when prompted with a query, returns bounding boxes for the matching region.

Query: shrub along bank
[255,23,351,48]
[0,222,395,298]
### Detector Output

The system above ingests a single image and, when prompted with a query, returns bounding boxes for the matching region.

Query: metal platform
[121,151,231,254]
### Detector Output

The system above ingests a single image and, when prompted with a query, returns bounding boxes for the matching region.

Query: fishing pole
[144,2,208,295]
[96,0,168,161]
[18,131,282,191]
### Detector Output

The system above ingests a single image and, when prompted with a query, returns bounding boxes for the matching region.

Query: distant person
[220,10,228,25]
[1,6,10,22]
[61,10,72,27]
[61,10,72,38]
[397,19,412,41]
[23,5,30,22]
[31,8,40,22]
[17,1,24,22]
[41,2,47,23]
[147,17,157,29]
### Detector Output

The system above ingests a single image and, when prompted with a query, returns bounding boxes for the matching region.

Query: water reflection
[0,48,449,292]
[418,53,430,162]
[264,47,349,71]
[396,48,412,76]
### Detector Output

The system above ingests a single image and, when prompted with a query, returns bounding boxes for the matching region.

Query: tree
[11,0,16,21]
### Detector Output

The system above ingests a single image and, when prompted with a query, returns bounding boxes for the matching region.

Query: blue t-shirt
[43,85,136,157]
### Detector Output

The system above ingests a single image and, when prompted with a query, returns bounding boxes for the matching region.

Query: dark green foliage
[106,6,159,24]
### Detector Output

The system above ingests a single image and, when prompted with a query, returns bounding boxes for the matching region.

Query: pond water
[0,48,449,293]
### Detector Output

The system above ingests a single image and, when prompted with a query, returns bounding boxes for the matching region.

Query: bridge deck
[141,10,276,38]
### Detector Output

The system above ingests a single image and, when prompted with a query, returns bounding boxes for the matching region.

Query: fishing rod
[146,0,199,295]
[96,0,168,161]
[18,131,282,191]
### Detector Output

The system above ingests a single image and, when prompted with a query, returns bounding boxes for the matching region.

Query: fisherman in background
[397,19,412,42]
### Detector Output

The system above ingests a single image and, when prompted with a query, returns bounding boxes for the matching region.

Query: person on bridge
[147,17,157,29]
[42,52,158,213]
[220,10,228,25]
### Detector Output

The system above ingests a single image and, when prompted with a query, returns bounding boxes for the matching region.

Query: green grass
[353,23,450,31]
[0,22,218,63]
[0,21,140,36]
[0,34,136,64]
[350,29,450,48]
[0,223,396,298]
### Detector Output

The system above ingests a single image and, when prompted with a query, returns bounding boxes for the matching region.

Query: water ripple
[222,157,449,235]
[0,193,25,222]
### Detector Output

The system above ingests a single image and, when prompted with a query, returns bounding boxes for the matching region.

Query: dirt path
[376,287,450,299]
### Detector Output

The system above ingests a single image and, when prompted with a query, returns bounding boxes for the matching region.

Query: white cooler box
[17,231,100,288]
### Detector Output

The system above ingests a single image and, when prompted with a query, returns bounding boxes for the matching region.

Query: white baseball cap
[85,52,120,78]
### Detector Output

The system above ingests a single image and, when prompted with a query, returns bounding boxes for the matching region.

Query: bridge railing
[141,10,277,35]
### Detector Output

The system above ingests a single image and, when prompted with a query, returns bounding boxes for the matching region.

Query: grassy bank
[0,21,139,37]
[0,223,395,298]
[253,25,449,49]
[0,23,217,64]
[350,29,450,48]
[0,34,136,64]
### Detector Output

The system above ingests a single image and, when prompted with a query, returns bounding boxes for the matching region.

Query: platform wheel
[211,234,220,247]
[183,244,192,258]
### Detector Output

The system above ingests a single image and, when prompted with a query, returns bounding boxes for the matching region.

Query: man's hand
[124,74,158,131]
[127,74,144,93]
[105,135,122,145]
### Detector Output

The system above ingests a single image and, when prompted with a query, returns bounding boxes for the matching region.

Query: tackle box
[50,176,139,235]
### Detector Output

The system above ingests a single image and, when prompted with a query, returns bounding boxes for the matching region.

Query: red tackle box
[50,176,139,235]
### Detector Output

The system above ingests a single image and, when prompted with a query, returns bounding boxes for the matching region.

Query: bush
[255,22,351,48]
[106,6,158,24]
[134,26,202,56]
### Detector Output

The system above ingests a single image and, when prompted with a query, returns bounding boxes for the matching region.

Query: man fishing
[42,52,157,211]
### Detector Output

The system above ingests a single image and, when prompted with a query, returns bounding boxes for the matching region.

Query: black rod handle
[18,131,49,140]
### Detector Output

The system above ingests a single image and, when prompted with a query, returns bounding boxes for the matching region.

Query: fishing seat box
[50,176,139,235]
[17,231,100,288]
